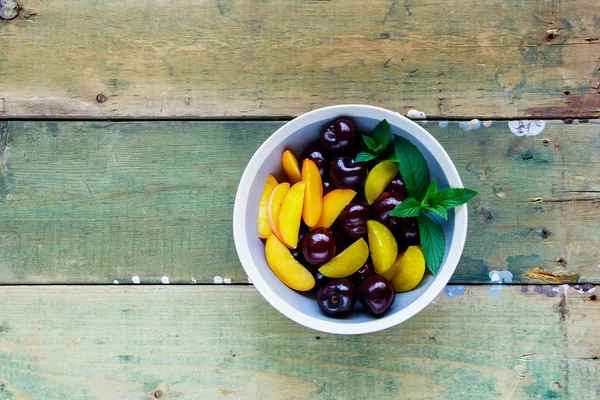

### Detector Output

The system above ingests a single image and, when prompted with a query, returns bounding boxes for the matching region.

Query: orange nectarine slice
[282,150,302,184]
[367,220,398,274]
[318,238,369,278]
[268,182,290,241]
[278,181,306,248]
[364,162,399,205]
[265,234,315,291]
[258,174,279,239]
[301,159,323,228]
[313,189,356,229]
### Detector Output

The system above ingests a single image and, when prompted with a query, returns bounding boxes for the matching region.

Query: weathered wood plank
[0,285,597,399]
[0,120,599,284]
[0,0,598,119]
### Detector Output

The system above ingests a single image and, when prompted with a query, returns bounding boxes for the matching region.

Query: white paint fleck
[5,194,12,201]
[508,120,546,136]
[438,121,448,128]
[489,270,513,284]
[444,285,466,297]
[561,284,569,295]
[223,278,232,284]
[214,276,223,284]
[191,278,197,284]
[161,276,169,284]
[247,276,253,284]
[132,276,140,284]
[113,280,119,284]
[459,119,481,131]
[0,0,19,20]
[406,109,427,119]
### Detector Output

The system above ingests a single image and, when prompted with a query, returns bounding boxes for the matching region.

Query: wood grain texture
[0,285,597,399]
[0,0,598,119]
[1,120,599,284]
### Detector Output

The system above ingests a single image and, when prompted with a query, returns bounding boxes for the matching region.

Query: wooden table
[1,0,598,398]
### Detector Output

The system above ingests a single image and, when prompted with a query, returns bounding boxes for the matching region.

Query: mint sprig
[356,119,391,162]
[388,136,478,275]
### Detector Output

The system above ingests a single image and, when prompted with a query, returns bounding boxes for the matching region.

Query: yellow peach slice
[313,189,356,229]
[367,220,398,274]
[318,238,369,278]
[391,246,426,292]
[265,234,315,291]
[258,174,279,239]
[301,159,323,228]
[364,161,399,205]
[278,181,306,249]
[268,182,290,241]
[282,149,302,184]
[378,261,398,281]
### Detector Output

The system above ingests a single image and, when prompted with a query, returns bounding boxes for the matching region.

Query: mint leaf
[421,179,438,207]
[418,214,445,275]
[362,135,377,152]
[356,151,378,163]
[372,119,391,151]
[423,205,448,220]
[393,137,430,201]
[389,197,422,218]
[431,188,478,209]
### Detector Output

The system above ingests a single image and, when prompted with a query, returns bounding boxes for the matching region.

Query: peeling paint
[247,276,253,284]
[524,268,580,284]
[161,276,169,284]
[482,120,492,127]
[223,278,232,284]
[534,286,559,297]
[438,121,448,128]
[574,284,596,293]
[508,120,546,136]
[191,278,197,284]
[443,285,466,297]
[487,286,503,296]
[113,280,119,284]
[214,276,223,284]
[132,276,140,284]
[489,270,513,284]
[406,109,426,119]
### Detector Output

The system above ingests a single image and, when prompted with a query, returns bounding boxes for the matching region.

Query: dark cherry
[302,228,336,266]
[395,218,420,251]
[371,191,407,230]
[333,230,350,255]
[357,275,395,316]
[339,201,369,240]
[312,270,331,289]
[329,156,367,189]
[320,118,358,155]
[351,261,375,284]
[301,143,328,177]
[317,278,357,316]
[385,175,408,197]
[322,180,334,195]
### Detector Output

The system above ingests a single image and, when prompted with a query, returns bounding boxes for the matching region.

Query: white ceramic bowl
[234,105,467,335]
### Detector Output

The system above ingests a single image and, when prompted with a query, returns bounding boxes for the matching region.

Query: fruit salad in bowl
[234,105,476,334]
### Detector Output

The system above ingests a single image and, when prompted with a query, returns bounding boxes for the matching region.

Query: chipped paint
[132,276,140,284]
[191,278,197,284]
[483,120,492,127]
[561,284,570,295]
[574,284,596,293]
[113,280,119,284]
[521,285,529,293]
[247,276,253,284]
[508,120,546,136]
[161,276,169,284]
[214,276,223,284]
[223,278,232,284]
[487,286,502,296]
[406,109,426,119]
[438,121,448,128]
[533,286,559,297]
[489,270,513,284]
[443,285,466,297]
[5,194,12,201]
[524,268,580,284]
[459,119,481,131]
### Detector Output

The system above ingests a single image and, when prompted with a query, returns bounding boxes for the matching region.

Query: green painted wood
[0,0,599,119]
[0,285,597,399]
[0,120,599,284]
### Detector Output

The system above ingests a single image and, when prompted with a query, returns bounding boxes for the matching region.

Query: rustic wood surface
[1,120,598,284]
[1,0,599,119]
[0,285,597,399]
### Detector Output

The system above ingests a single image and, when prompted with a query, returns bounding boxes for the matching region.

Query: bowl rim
[233,104,467,335]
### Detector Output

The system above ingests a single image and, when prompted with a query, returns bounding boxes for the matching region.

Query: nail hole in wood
[154,390,163,398]
[563,90,570,95]
[96,94,107,103]
[590,295,598,301]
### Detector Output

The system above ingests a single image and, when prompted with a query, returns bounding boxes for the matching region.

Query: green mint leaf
[418,214,445,275]
[372,119,391,151]
[389,197,422,218]
[431,188,478,209]
[355,151,378,163]
[362,134,377,152]
[393,136,430,201]
[423,205,448,220]
[421,179,438,207]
